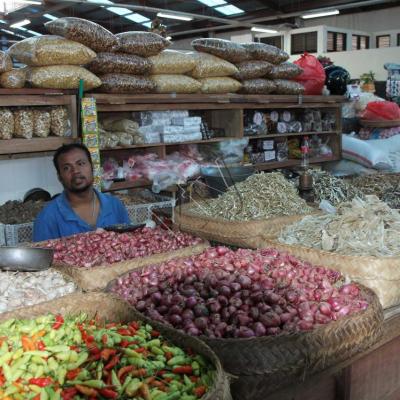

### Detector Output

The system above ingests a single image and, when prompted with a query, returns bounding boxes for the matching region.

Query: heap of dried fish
[311,170,363,205]
[191,172,312,221]
[383,184,400,209]
[279,195,400,257]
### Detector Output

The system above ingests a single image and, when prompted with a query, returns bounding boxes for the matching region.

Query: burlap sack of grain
[27,65,101,90]
[0,109,14,140]
[33,109,51,138]
[190,52,238,78]
[87,52,152,75]
[45,17,117,52]
[233,60,273,80]
[0,51,12,74]
[116,31,170,56]
[268,63,303,79]
[192,38,248,63]
[99,73,155,94]
[0,68,26,88]
[8,35,96,66]
[151,74,201,94]
[14,109,33,139]
[149,50,196,74]
[242,42,289,64]
[240,78,276,94]
[273,79,305,95]
[199,77,242,94]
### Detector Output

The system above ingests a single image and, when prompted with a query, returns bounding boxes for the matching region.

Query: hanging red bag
[361,101,400,120]
[293,52,326,95]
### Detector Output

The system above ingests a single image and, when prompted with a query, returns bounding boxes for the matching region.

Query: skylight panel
[124,13,149,23]
[87,0,114,4]
[197,0,226,6]
[27,29,41,36]
[106,6,132,16]
[43,13,58,20]
[214,4,244,15]
[142,21,152,28]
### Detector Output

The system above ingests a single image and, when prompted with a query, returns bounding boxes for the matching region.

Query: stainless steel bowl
[0,247,54,271]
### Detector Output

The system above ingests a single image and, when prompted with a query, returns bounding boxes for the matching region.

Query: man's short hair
[53,143,93,174]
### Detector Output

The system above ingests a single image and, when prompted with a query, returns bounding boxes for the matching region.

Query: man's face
[57,148,94,193]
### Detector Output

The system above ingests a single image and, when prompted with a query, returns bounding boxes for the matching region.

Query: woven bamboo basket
[260,239,400,309]
[0,292,232,400]
[175,202,311,249]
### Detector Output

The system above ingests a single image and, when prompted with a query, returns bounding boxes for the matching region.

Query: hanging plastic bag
[293,52,325,95]
[361,101,400,120]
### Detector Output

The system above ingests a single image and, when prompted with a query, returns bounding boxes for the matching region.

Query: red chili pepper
[61,388,78,400]
[33,395,40,400]
[75,384,98,397]
[88,353,102,362]
[151,330,160,338]
[66,368,81,380]
[172,365,193,375]
[104,354,120,370]
[165,352,173,361]
[99,388,118,399]
[87,344,101,355]
[194,385,207,397]
[85,335,95,343]
[119,340,129,348]
[134,347,146,353]
[52,315,64,330]
[69,345,80,351]
[105,323,117,329]
[130,321,140,330]
[156,370,167,377]
[101,348,117,361]
[117,365,134,381]
[116,328,131,336]
[28,377,53,387]
[131,368,147,377]
[36,341,46,351]
[101,334,108,345]
[190,376,199,383]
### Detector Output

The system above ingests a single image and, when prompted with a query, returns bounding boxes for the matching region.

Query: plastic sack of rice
[8,35,96,66]
[0,51,12,74]
[149,50,196,74]
[151,74,201,94]
[190,52,238,78]
[240,78,276,94]
[191,38,248,63]
[0,68,26,89]
[116,31,170,56]
[199,77,242,94]
[0,109,14,140]
[86,52,152,75]
[268,63,303,79]
[33,109,51,138]
[26,65,101,90]
[273,79,305,95]
[242,42,289,64]
[99,73,155,93]
[45,17,118,52]
[14,109,33,139]
[233,60,273,80]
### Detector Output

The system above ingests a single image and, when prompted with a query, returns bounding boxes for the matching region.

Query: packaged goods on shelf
[234,60,273,80]
[273,79,305,95]
[14,109,33,139]
[240,78,276,94]
[101,117,139,133]
[192,37,248,63]
[268,62,303,79]
[172,116,202,126]
[162,131,203,143]
[137,127,161,143]
[8,35,96,66]
[26,65,101,90]
[151,74,201,94]
[0,108,14,140]
[198,138,249,164]
[50,106,70,137]
[45,17,118,52]
[99,73,155,93]
[199,76,242,94]
[190,52,238,78]
[86,52,152,75]
[116,31,170,56]
[0,68,26,88]
[149,49,196,74]
[242,42,289,64]
[0,50,12,73]
[32,109,51,138]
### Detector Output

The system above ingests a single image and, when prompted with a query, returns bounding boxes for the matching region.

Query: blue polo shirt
[33,190,130,242]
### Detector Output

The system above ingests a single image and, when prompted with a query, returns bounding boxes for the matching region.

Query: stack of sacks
[190,38,242,94]
[149,49,200,94]
[0,50,22,88]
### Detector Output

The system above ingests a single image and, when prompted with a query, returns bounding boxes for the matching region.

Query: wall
[0,156,62,204]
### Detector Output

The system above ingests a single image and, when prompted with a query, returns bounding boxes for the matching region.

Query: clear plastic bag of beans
[151,74,201,94]
[86,52,152,75]
[0,51,12,74]
[190,52,238,78]
[0,109,14,140]
[191,38,248,63]
[45,17,118,52]
[240,78,276,94]
[199,77,242,94]
[8,35,96,66]
[116,32,170,57]
[273,79,305,95]
[26,65,101,90]
[0,68,26,88]
[99,74,155,94]
[268,63,303,79]
[233,60,273,80]
[14,109,33,139]
[50,106,70,137]
[149,50,196,74]
[242,42,289,64]
[33,109,51,138]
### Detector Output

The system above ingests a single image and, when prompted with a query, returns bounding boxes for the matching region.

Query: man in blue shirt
[33,143,130,242]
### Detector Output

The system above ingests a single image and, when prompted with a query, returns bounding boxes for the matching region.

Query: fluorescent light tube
[302,9,339,19]
[10,19,31,28]
[43,14,58,20]
[157,12,193,21]
[251,27,278,34]
[124,13,149,23]
[19,1,41,4]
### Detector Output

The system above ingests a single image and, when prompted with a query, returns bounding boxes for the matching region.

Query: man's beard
[68,182,92,193]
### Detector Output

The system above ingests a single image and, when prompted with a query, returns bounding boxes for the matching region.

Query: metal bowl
[0,247,54,272]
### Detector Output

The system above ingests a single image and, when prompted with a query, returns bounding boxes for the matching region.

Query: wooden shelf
[0,89,76,95]
[246,131,339,140]
[102,178,152,192]
[255,156,339,170]
[0,137,77,155]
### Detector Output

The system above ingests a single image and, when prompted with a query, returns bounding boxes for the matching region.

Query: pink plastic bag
[294,53,325,95]
[361,101,400,120]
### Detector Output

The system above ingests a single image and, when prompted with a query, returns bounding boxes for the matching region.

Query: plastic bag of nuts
[268,63,303,79]
[151,74,201,94]
[0,51,12,74]
[199,77,242,94]
[242,42,289,64]
[233,60,273,80]
[0,68,26,88]
[86,52,152,75]
[273,79,305,95]
[99,74,156,94]
[240,78,276,94]
[50,106,70,137]
[0,109,14,140]
[14,109,34,139]
[33,109,51,138]
[45,17,118,52]
[191,38,248,63]
[116,31,170,56]
[149,50,196,74]
[190,52,238,78]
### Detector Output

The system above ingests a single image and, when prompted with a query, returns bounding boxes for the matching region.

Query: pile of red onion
[111,247,368,338]
[41,227,203,268]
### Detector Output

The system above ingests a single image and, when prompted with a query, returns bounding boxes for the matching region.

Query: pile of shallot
[112,247,368,338]
[40,227,203,268]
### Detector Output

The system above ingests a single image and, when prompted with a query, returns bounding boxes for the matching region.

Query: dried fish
[191,172,312,221]
[280,195,400,257]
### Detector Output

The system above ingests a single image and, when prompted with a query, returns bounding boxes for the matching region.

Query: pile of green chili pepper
[0,314,215,399]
